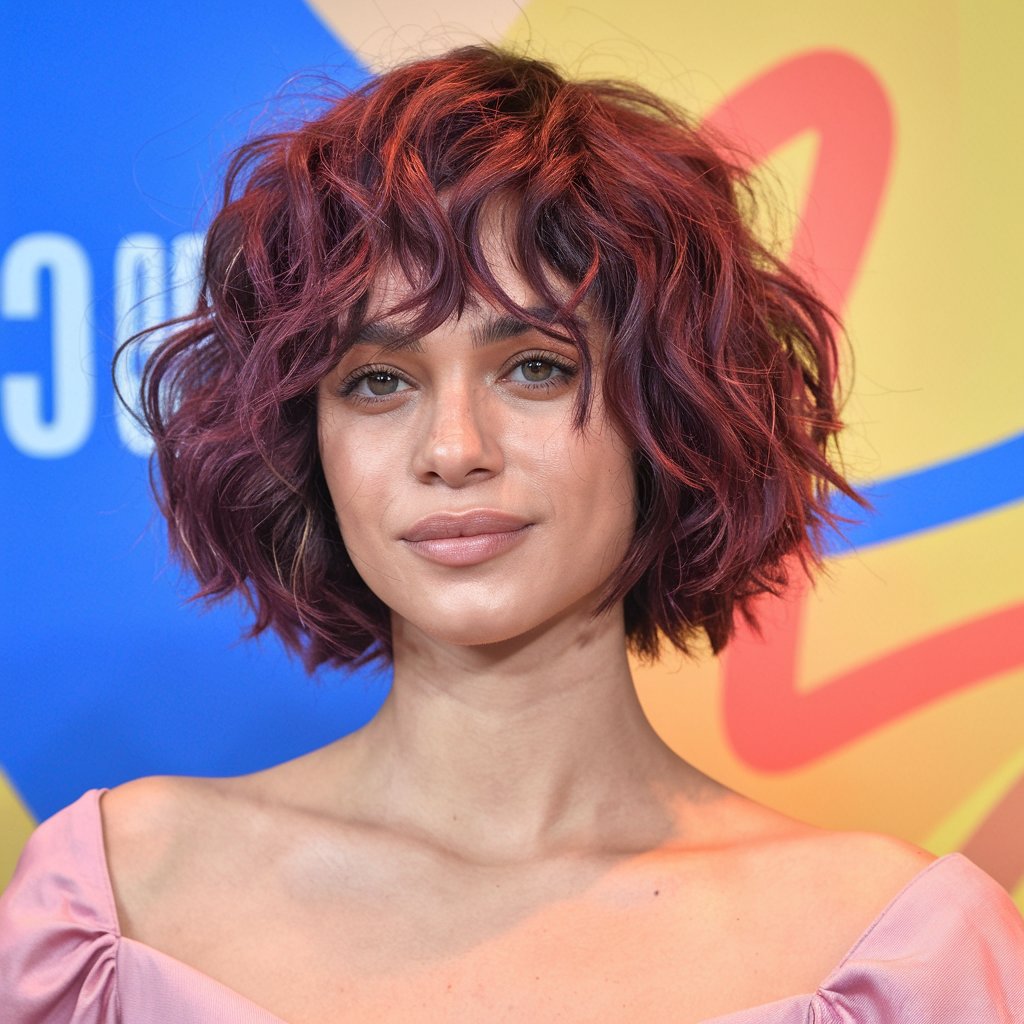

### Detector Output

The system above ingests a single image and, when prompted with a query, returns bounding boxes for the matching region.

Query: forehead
[351,304,586,355]
[357,269,589,354]
[363,206,529,319]
[349,198,600,353]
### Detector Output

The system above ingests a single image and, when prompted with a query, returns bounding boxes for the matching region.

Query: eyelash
[336,351,579,405]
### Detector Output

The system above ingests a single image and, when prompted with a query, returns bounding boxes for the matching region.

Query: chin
[402,606,545,650]
[389,585,606,654]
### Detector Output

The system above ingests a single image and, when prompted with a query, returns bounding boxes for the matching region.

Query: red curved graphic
[722,576,1024,770]
[705,57,1024,866]
[704,49,894,315]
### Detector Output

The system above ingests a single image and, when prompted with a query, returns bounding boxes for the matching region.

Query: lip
[403,509,532,542]
[402,509,533,567]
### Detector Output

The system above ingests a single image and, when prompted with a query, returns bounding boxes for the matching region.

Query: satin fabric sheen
[1,790,1022,1022]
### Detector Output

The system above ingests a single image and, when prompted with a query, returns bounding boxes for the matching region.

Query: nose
[411,377,503,486]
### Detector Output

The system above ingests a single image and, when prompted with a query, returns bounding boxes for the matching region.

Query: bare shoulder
[101,776,196,861]
[692,796,942,984]
[740,815,939,951]
[805,828,939,922]
[809,828,938,884]
[98,754,344,927]
[702,793,934,914]
[99,743,349,883]
[713,791,936,883]
[100,774,253,930]
[101,775,221,861]
[729,797,937,901]
[796,830,940,963]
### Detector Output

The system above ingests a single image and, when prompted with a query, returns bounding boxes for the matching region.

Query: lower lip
[403,526,531,567]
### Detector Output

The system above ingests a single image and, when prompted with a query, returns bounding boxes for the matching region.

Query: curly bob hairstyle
[136,44,860,672]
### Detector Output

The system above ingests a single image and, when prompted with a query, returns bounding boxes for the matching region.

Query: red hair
[137,44,860,671]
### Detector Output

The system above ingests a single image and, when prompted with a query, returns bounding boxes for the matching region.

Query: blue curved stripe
[825,432,1024,555]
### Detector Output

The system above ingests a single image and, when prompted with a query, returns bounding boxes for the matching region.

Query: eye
[506,353,577,388]
[339,366,412,400]
[362,371,406,397]
[517,359,557,383]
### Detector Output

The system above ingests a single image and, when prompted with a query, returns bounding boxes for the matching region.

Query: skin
[100,222,936,1023]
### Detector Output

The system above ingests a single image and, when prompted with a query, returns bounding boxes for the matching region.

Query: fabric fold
[806,853,1024,1023]
[3,791,1023,1023]
[0,791,120,1023]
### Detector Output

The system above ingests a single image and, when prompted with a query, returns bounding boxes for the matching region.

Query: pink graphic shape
[704,49,893,315]
[722,577,1024,770]
[706,54,1024,799]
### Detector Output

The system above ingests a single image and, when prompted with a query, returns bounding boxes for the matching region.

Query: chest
[138,853,841,1024]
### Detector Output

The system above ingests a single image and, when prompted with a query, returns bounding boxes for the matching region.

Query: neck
[334,601,710,863]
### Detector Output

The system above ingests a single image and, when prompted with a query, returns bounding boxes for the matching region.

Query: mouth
[401,509,533,567]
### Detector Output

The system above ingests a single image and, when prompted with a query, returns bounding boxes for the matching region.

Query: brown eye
[505,354,577,391]
[339,367,411,401]
[520,359,554,383]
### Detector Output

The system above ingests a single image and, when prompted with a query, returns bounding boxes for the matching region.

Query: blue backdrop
[1,4,389,820]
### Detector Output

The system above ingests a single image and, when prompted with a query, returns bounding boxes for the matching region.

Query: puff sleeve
[0,791,120,1023]
[809,853,1024,1023]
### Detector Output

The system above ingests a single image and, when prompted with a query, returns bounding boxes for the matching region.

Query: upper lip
[403,510,532,542]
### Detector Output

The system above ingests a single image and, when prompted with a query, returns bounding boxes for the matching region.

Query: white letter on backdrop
[113,233,166,455]
[114,232,204,456]
[1,233,94,457]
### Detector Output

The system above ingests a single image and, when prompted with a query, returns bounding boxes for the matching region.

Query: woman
[1,45,1022,1023]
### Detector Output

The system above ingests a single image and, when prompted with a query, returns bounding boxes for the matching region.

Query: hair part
[134,43,861,672]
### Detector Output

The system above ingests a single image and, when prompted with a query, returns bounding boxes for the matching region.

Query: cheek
[595,455,638,560]
[545,431,636,548]
[575,415,636,509]
[318,431,382,547]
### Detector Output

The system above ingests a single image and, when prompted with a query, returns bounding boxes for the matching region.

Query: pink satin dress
[1,789,1022,1022]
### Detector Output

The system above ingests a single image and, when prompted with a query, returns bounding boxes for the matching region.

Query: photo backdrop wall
[3,1,1022,908]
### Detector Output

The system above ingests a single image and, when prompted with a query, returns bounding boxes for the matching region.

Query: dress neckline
[80,787,964,1024]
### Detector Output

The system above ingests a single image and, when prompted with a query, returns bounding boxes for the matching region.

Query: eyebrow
[350,306,583,353]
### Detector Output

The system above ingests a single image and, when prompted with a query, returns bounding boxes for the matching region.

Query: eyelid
[335,348,579,402]
[501,349,578,377]
[336,363,413,395]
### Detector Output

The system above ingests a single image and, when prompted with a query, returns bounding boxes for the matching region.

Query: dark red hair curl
[136,44,860,672]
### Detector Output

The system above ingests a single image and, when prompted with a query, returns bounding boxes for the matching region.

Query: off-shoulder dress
[1,790,1022,1022]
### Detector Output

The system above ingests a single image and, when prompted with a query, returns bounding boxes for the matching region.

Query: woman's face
[316,242,636,653]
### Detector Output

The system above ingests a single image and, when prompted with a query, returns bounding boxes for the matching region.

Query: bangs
[327,191,600,427]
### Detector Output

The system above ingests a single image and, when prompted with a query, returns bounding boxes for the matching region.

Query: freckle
[654,890,660,896]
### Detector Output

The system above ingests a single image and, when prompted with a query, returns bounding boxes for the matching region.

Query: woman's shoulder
[806,848,1024,1022]
[696,801,944,978]
[0,789,119,1021]
[99,755,339,853]
[100,746,341,851]
[0,777,292,1024]
[101,771,292,935]
[705,792,941,922]
[693,803,1024,1021]
[702,845,1024,1023]
[773,824,940,919]
[0,775,231,930]
[0,789,118,922]
[100,775,230,885]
